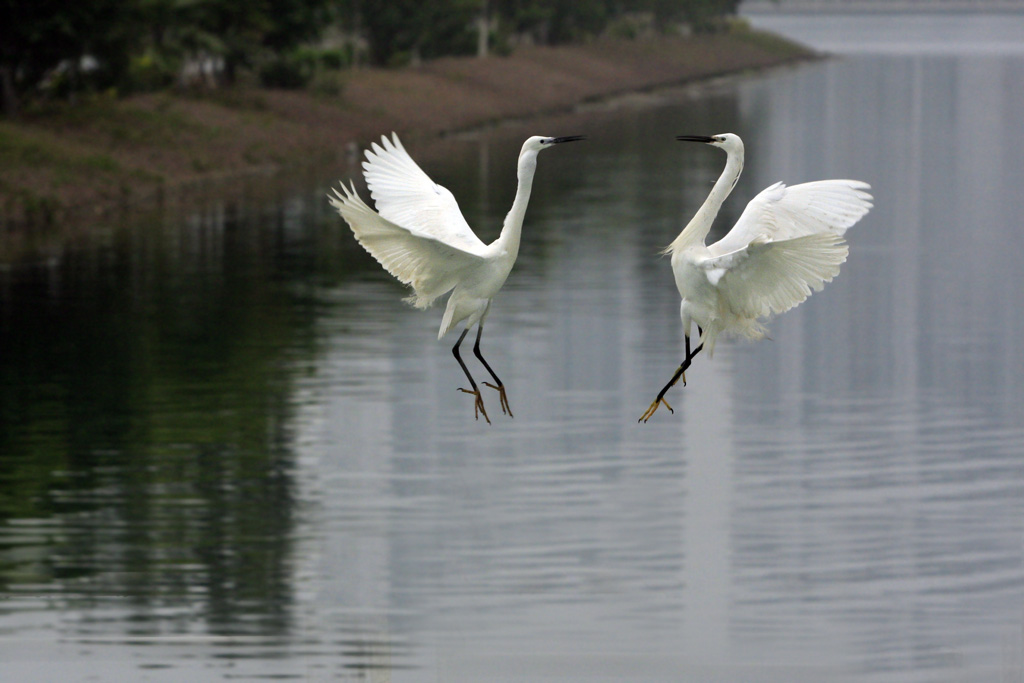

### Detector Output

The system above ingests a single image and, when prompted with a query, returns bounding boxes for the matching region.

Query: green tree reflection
[0,196,348,636]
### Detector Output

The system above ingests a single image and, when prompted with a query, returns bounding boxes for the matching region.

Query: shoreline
[0,29,814,230]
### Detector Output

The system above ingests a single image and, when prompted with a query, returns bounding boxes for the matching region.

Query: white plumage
[640,133,873,422]
[329,132,584,423]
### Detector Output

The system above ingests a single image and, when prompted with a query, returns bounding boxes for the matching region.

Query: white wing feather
[706,232,849,323]
[328,182,486,309]
[362,133,488,256]
[709,179,872,257]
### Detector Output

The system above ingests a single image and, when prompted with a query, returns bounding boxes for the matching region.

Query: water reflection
[0,201,319,658]
[3,29,1024,682]
[720,49,1024,680]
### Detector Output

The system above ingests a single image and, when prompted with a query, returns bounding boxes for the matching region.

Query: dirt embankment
[0,30,811,227]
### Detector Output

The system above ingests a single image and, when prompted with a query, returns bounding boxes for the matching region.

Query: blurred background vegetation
[1,0,740,117]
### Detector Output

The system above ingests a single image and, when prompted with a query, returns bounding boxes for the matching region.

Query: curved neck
[495,149,539,256]
[667,146,744,253]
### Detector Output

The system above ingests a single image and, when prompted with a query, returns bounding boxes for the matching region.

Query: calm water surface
[3,15,1024,682]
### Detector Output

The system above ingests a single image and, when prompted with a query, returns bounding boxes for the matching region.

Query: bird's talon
[458,387,491,424]
[639,397,675,423]
[482,382,514,417]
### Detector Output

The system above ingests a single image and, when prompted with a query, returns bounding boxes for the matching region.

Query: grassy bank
[0,29,812,228]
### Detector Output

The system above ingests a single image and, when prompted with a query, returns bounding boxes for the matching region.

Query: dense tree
[358,0,481,66]
[1,0,741,114]
[181,0,332,84]
[487,0,741,48]
[490,0,616,45]
[674,0,742,31]
[0,0,144,115]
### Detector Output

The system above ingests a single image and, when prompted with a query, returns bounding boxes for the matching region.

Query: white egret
[329,132,585,424]
[639,133,873,422]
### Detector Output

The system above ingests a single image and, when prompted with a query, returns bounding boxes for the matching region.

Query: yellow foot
[458,387,491,424]
[638,396,674,423]
[483,382,513,417]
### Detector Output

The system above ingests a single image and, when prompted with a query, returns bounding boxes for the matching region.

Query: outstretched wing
[709,179,872,257]
[329,182,486,309]
[362,133,488,255]
[705,232,849,320]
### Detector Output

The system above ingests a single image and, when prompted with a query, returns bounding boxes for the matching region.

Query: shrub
[259,53,315,89]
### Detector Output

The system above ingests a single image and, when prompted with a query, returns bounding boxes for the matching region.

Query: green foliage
[177,0,332,85]
[1,0,334,110]
[360,0,479,66]
[605,13,655,41]
[259,52,316,89]
[127,49,181,92]
[315,48,350,71]
[259,45,354,91]
[491,0,610,45]
[0,0,146,112]
[673,0,743,33]
[485,0,742,47]
[0,0,742,112]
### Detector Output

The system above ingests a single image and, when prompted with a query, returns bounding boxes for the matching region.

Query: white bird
[329,132,585,424]
[639,133,873,422]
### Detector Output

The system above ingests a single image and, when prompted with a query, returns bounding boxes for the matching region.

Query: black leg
[473,325,513,418]
[638,326,704,423]
[453,328,490,424]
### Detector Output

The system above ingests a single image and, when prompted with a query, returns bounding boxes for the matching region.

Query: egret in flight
[639,133,873,423]
[330,132,585,424]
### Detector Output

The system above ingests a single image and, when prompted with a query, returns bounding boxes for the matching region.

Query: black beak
[676,135,715,144]
[550,135,586,144]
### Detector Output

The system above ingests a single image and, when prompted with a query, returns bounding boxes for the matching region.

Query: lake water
[3,13,1024,682]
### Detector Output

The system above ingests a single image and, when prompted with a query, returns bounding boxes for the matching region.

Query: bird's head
[676,133,744,155]
[522,135,587,154]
